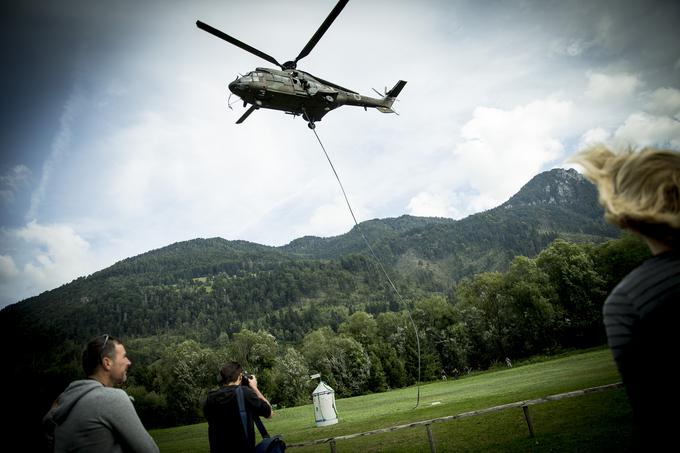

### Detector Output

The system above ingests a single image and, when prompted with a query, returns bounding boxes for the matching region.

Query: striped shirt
[603,250,680,438]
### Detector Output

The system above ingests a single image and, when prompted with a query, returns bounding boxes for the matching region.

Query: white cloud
[569,86,680,152]
[296,197,359,239]
[94,108,315,241]
[586,72,641,101]
[451,98,573,210]
[614,112,680,148]
[578,127,611,149]
[407,190,461,218]
[0,255,19,284]
[645,87,680,118]
[0,221,94,306]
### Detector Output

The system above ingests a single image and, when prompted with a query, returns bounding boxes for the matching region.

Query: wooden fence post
[522,405,535,438]
[329,438,337,453]
[426,424,436,453]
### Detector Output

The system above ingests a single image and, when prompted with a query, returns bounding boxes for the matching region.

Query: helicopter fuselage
[228,67,397,123]
[197,0,405,127]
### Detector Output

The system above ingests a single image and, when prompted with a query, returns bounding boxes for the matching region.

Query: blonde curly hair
[570,145,680,245]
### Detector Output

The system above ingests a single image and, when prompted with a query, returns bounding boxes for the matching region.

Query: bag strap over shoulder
[254,415,269,439]
[234,386,250,443]
[236,386,270,441]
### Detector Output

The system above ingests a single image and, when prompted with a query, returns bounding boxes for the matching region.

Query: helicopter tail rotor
[376,80,407,114]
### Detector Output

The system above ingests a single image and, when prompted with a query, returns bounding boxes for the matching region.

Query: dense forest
[2,168,646,448]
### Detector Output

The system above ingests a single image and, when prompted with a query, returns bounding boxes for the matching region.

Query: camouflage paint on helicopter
[228,67,406,126]
[197,0,406,128]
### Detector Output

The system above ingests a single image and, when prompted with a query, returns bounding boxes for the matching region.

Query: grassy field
[150,347,635,452]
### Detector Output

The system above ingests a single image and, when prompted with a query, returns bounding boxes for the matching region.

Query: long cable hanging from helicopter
[197,0,421,407]
[309,122,423,408]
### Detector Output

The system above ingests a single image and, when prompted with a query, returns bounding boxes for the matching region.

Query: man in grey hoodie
[43,335,159,453]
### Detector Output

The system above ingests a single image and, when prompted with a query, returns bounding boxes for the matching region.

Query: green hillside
[3,167,644,452]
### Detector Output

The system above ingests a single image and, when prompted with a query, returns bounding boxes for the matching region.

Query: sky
[1,0,679,308]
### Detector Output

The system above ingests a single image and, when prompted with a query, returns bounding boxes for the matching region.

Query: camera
[241,371,252,387]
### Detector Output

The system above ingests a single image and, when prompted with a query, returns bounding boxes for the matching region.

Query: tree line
[108,234,648,427]
[2,233,647,434]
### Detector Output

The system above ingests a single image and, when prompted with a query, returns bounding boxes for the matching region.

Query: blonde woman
[572,145,679,446]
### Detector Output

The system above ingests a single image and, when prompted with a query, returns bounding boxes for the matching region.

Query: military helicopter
[196,0,406,129]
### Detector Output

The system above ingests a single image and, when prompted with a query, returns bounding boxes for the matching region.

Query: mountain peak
[501,168,594,209]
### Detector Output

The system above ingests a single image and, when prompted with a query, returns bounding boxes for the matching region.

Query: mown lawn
[150,347,634,452]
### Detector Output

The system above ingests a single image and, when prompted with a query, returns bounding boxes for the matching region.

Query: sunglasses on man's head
[90,334,113,365]
[100,334,111,360]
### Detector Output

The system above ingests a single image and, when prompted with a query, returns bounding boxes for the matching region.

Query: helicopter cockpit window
[272,74,288,83]
[242,72,263,82]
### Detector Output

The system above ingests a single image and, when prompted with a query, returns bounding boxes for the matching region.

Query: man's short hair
[571,145,680,245]
[82,334,120,376]
[218,361,243,385]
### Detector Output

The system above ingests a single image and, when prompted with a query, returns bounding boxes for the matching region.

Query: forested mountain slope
[0,168,617,342]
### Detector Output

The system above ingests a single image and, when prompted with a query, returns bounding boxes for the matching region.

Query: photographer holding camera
[204,361,272,453]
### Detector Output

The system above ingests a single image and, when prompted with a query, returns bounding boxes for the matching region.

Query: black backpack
[235,386,286,453]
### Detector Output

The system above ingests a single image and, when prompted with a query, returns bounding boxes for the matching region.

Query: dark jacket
[603,250,680,446]
[204,385,272,453]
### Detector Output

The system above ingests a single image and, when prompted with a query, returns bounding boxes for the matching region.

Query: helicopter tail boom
[377,80,407,113]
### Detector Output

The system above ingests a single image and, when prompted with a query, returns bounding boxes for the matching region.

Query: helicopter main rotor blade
[196,20,282,69]
[294,0,349,65]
